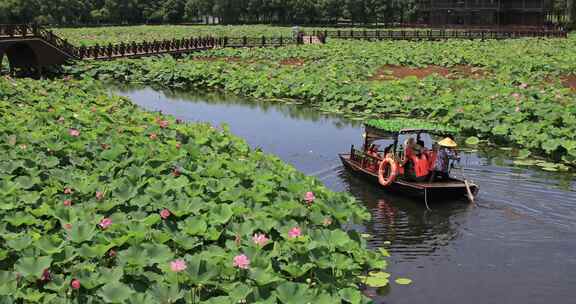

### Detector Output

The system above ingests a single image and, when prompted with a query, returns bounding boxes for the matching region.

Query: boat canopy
[365,118,459,140]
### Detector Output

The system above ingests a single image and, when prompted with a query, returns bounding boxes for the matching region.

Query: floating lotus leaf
[465,136,480,145]
[395,278,413,285]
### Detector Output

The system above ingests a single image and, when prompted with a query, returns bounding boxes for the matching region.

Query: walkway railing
[0,24,299,61]
[311,29,568,40]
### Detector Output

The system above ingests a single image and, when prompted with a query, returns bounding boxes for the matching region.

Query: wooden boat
[340,119,479,203]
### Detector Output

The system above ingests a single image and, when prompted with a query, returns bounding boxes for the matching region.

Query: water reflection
[339,168,466,261]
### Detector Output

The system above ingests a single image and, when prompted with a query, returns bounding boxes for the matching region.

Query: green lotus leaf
[226,283,253,302]
[180,217,207,236]
[98,282,134,303]
[275,282,314,304]
[339,288,362,304]
[101,145,126,161]
[465,136,480,145]
[395,278,413,285]
[36,236,65,255]
[4,212,38,227]
[281,263,314,278]
[69,222,96,243]
[0,180,20,196]
[142,243,174,265]
[43,157,60,168]
[15,256,52,279]
[516,149,532,159]
[249,268,283,286]
[15,176,37,190]
[148,283,184,304]
[118,246,148,267]
[114,181,138,201]
[20,191,41,205]
[0,271,18,295]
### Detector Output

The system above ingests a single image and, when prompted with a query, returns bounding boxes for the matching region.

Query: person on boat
[430,137,460,181]
[367,144,380,158]
[402,139,430,182]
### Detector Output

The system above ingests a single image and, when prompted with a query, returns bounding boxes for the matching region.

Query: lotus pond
[0,77,400,303]
[66,34,576,171]
[114,86,576,304]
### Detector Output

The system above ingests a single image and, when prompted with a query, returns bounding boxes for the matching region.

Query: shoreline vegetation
[0,77,395,303]
[63,30,576,171]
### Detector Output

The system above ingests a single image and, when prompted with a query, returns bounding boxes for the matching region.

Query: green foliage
[365,118,459,134]
[2,0,417,25]
[65,35,576,168]
[0,78,384,302]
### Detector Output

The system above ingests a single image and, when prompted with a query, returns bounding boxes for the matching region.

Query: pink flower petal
[170,259,187,272]
[233,254,250,269]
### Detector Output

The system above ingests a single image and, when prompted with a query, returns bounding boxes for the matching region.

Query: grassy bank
[66,36,576,170]
[0,76,391,303]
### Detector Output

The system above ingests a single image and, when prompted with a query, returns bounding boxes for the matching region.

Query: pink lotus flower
[252,233,269,246]
[69,129,80,137]
[64,188,73,195]
[170,259,187,272]
[160,209,171,219]
[304,192,315,204]
[233,254,250,269]
[176,142,182,149]
[63,200,72,207]
[70,279,81,290]
[99,218,112,230]
[41,269,51,282]
[288,227,302,239]
[511,93,521,100]
[158,120,169,129]
[149,133,157,140]
[172,168,181,177]
[96,191,104,201]
[64,223,72,230]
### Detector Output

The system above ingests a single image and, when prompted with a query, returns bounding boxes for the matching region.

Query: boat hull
[339,154,478,202]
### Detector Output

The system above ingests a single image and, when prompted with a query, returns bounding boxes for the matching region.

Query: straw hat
[438,137,458,148]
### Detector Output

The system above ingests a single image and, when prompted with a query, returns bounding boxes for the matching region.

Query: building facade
[416,0,553,27]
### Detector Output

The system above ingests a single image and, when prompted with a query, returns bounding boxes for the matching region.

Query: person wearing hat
[430,137,460,181]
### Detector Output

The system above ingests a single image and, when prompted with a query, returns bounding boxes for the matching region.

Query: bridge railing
[0,24,38,38]
[74,37,221,60]
[310,29,568,40]
[221,36,293,48]
[73,36,294,60]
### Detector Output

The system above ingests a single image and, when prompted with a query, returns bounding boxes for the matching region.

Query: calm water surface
[115,87,576,304]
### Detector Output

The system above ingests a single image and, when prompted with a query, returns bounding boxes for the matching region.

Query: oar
[463,178,476,205]
[453,161,476,206]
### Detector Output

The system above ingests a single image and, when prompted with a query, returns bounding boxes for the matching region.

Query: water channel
[115,87,576,304]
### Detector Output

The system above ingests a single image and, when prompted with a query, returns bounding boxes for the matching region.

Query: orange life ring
[378,156,398,187]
